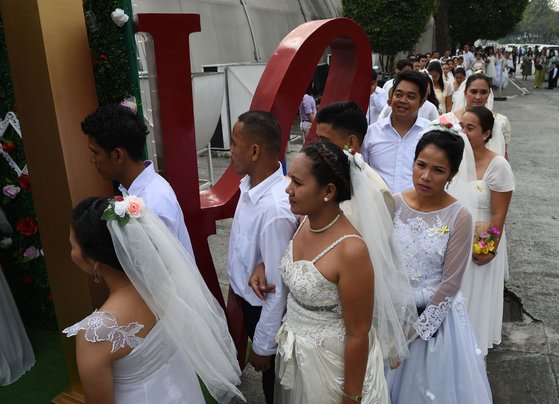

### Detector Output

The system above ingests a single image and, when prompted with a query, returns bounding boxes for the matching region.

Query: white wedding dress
[460,156,515,356]
[64,311,205,403]
[386,194,492,404]
[275,222,389,404]
[0,266,35,385]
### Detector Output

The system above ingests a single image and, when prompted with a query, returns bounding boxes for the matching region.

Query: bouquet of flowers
[473,226,500,255]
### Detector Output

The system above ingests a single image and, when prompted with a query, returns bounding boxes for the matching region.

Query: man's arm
[251,217,296,361]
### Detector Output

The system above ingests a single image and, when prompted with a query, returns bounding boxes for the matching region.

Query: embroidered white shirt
[361,114,431,193]
[118,161,194,259]
[228,164,297,356]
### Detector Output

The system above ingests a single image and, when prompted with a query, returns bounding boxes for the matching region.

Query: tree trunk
[434,0,450,53]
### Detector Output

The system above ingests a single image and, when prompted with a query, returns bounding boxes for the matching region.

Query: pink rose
[480,231,490,239]
[439,116,454,129]
[3,184,20,199]
[23,246,40,260]
[125,196,144,218]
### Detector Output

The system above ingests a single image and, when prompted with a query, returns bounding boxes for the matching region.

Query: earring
[93,266,100,284]
[323,197,328,202]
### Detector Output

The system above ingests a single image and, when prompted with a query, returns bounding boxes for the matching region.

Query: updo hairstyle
[464,106,495,143]
[414,130,465,177]
[301,141,351,202]
[72,197,123,272]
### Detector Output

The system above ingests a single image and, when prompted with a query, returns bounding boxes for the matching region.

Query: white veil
[107,209,244,403]
[341,153,418,363]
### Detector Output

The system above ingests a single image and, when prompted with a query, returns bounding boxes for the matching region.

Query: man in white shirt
[315,100,394,214]
[463,44,475,72]
[81,104,195,258]
[228,110,297,403]
[366,69,388,125]
[362,70,431,193]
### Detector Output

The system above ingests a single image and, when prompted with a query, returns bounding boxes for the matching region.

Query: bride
[275,141,389,403]
[63,196,243,403]
[448,73,511,160]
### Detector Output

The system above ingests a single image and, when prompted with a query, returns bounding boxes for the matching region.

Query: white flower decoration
[111,8,129,27]
[113,200,127,218]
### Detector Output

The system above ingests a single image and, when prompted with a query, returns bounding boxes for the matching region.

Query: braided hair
[301,141,351,202]
[72,197,123,272]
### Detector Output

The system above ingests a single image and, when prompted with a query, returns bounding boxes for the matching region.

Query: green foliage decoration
[0,1,140,330]
[0,19,57,330]
[342,0,436,72]
[449,0,529,46]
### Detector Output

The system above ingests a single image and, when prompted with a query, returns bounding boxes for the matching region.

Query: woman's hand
[472,252,495,266]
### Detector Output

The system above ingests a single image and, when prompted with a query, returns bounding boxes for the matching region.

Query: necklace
[309,213,341,233]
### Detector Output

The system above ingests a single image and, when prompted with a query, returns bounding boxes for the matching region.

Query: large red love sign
[137,14,371,360]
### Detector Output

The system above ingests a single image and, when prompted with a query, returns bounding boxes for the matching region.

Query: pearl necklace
[308,213,341,233]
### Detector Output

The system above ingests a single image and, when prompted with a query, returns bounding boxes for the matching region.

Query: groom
[228,110,297,403]
[81,104,195,259]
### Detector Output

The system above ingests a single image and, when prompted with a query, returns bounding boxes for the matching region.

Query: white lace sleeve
[413,208,473,340]
[62,310,144,353]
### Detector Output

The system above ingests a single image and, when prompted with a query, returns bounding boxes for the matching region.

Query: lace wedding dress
[0,267,35,385]
[275,223,389,404]
[386,194,491,404]
[64,311,205,403]
[460,156,515,356]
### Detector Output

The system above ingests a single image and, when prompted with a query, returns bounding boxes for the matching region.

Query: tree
[448,0,529,47]
[434,0,451,53]
[519,0,559,44]
[342,0,436,73]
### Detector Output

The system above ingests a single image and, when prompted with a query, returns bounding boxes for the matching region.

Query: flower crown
[426,116,462,140]
[101,195,145,226]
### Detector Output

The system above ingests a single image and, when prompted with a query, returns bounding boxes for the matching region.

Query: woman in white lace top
[63,197,243,403]
[386,129,492,403]
[275,141,389,404]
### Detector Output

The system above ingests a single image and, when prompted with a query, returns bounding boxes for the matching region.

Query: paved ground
[200,72,559,403]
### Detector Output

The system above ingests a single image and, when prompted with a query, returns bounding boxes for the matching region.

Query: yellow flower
[476,183,484,192]
[473,243,481,254]
[438,225,449,236]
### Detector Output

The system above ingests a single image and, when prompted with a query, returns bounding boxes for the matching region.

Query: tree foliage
[448,0,529,46]
[518,0,559,43]
[342,0,436,72]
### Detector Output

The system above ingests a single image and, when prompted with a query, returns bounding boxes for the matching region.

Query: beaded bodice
[280,235,363,344]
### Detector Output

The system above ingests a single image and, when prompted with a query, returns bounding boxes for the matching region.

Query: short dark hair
[393,70,428,100]
[415,130,465,176]
[72,197,123,272]
[454,67,467,77]
[237,110,281,155]
[315,101,368,145]
[301,141,351,202]
[81,104,148,161]
[465,73,491,91]
[371,69,378,81]
[396,59,414,71]
[464,106,495,143]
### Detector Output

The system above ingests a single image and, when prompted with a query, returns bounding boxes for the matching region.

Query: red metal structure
[136,14,371,364]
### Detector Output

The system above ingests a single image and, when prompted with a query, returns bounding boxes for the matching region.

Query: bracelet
[342,390,363,402]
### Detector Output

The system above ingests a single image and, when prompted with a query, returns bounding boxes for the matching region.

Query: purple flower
[480,232,490,239]
[3,184,20,199]
[23,246,40,260]
[490,226,501,237]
